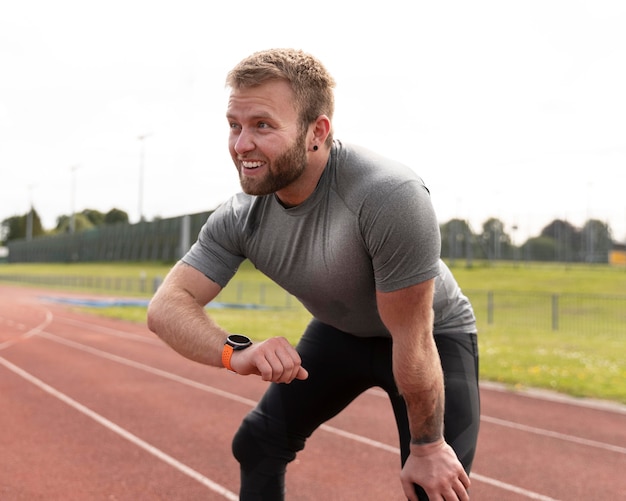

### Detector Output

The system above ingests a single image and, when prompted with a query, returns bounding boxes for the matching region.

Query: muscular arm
[147,261,228,366]
[377,279,470,501]
[147,261,307,383]
[376,279,443,444]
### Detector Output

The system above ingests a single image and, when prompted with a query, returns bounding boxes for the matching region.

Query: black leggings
[232,320,480,500]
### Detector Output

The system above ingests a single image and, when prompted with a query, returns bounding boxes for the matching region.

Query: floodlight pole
[26,184,36,241]
[138,133,152,222]
[70,165,80,234]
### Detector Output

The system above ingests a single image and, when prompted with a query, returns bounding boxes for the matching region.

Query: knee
[232,417,261,466]
[232,414,305,467]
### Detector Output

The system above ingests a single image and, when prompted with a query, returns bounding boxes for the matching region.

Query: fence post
[179,214,191,259]
[552,294,559,331]
[152,276,162,293]
[487,291,494,325]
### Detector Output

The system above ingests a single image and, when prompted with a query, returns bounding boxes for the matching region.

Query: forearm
[147,288,229,367]
[378,281,469,499]
[392,318,445,445]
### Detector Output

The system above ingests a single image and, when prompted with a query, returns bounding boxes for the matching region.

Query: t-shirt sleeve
[362,179,441,292]
[181,200,246,288]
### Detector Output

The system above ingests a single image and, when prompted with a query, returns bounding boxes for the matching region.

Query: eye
[257,121,270,129]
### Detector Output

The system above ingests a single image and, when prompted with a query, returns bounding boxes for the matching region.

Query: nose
[233,128,255,155]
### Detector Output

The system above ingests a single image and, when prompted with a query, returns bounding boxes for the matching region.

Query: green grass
[1,260,625,404]
[448,259,626,295]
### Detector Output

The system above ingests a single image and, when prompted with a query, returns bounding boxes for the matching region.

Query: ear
[311,114,331,147]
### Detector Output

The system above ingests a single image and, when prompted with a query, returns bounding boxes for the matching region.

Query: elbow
[146,297,163,335]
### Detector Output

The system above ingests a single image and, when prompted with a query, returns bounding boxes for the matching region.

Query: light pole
[70,165,80,234]
[137,133,152,222]
[26,184,36,241]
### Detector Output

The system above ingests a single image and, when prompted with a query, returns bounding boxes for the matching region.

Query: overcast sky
[1,0,625,243]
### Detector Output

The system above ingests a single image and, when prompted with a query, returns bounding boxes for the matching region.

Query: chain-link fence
[465,289,626,335]
[1,272,624,336]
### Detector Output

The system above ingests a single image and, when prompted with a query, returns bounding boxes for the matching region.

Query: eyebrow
[227,109,273,118]
[226,111,275,123]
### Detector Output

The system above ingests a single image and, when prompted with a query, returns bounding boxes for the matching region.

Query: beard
[238,128,308,196]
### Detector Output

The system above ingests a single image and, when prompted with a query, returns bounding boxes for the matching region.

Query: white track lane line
[0,355,238,500]
[366,387,625,454]
[36,330,564,500]
[481,415,626,455]
[53,315,163,345]
[0,309,52,350]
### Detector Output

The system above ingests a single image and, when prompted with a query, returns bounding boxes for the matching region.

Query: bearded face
[238,125,308,197]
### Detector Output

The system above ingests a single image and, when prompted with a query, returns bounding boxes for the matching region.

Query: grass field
[1,260,625,404]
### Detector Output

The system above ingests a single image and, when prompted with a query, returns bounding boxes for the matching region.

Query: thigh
[437,333,480,471]
[385,333,480,473]
[253,320,376,441]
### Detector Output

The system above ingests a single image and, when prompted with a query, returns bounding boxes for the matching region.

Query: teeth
[242,161,263,168]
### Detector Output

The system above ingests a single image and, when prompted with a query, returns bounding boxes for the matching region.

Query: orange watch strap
[222,344,235,372]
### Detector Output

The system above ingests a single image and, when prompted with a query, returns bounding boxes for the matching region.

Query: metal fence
[0,273,624,336]
[465,289,626,335]
[6,211,212,263]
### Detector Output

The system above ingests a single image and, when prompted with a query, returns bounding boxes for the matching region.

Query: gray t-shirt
[183,141,476,337]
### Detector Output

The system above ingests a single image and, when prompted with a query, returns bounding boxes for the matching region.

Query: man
[147,48,479,501]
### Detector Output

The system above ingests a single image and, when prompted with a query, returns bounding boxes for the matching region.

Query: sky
[1,0,625,244]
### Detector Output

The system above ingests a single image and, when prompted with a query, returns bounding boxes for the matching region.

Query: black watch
[222,334,252,372]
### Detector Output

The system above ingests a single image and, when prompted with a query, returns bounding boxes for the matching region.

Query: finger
[272,350,296,383]
[296,366,309,380]
[254,338,304,382]
[275,348,307,383]
[460,471,471,490]
[452,476,470,501]
[271,339,305,382]
[400,482,418,501]
[253,355,276,381]
[259,347,297,382]
[250,340,285,381]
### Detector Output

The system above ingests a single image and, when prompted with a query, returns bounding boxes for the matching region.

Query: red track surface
[1,285,625,500]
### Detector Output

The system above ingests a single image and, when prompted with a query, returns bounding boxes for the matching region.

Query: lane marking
[37,331,258,407]
[480,381,626,415]
[366,388,626,454]
[0,355,238,500]
[470,473,560,501]
[315,426,561,500]
[481,415,626,455]
[0,309,53,351]
[52,315,163,345]
[34,330,564,500]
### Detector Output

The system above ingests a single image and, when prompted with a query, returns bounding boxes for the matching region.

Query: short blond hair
[226,48,335,145]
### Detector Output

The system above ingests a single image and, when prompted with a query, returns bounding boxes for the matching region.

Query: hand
[400,439,470,501]
[230,337,309,383]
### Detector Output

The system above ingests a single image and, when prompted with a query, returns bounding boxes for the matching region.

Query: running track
[1,285,624,500]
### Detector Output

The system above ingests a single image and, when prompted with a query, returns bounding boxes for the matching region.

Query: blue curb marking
[40,296,278,310]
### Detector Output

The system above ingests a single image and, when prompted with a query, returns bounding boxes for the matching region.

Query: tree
[81,209,106,226]
[55,213,94,233]
[440,219,474,263]
[534,218,612,263]
[1,209,44,243]
[480,218,510,261]
[522,236,556,261]
[104,208,129,225]
[54,208,129,232]
[581,219,612,263]
[540,219,581,262]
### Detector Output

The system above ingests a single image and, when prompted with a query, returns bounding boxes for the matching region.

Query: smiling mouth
[241,160,264,170]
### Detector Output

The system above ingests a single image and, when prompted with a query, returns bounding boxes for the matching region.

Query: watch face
[228,334,251,348]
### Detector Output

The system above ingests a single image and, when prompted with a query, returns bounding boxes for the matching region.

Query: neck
[275,149,330,207]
